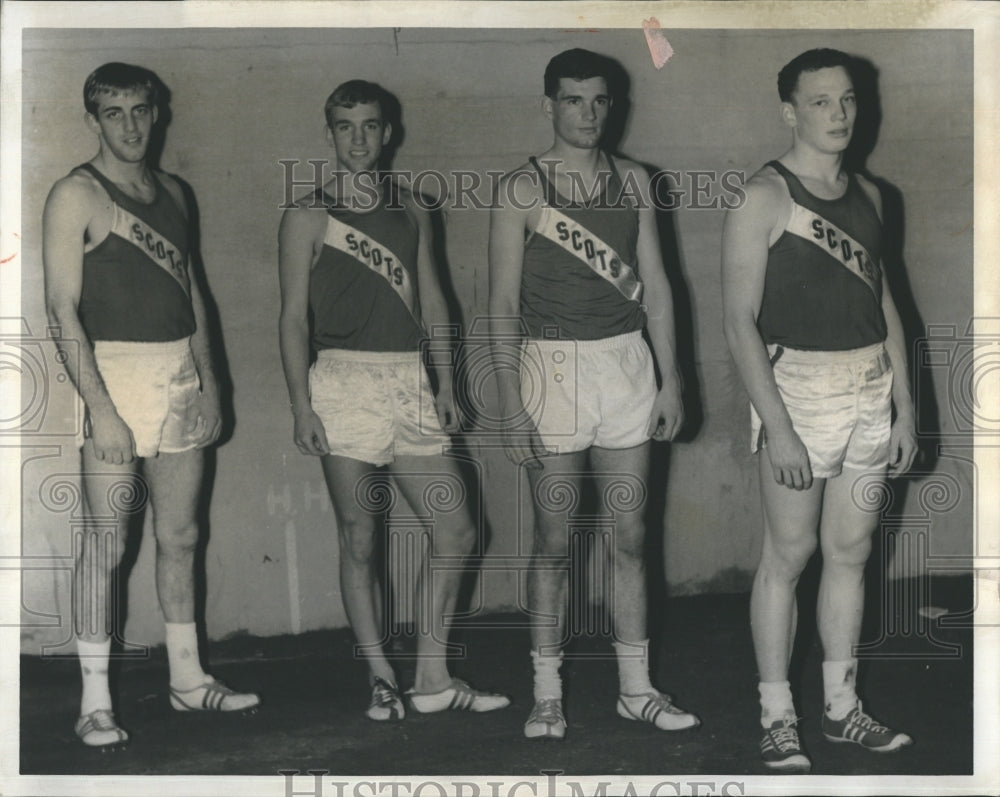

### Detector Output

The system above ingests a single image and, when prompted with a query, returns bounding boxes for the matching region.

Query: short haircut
[83,62,159,115]
[777,48,853,103]
[543,48,615,99]
[324,80,388,129]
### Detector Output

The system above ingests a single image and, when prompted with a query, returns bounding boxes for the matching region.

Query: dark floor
[21,576,973,779]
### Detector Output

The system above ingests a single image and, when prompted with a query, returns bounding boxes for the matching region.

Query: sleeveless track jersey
[77,163,195,342]
[757,160,887,351]
[520,154,645,341]
[310,187,424,352]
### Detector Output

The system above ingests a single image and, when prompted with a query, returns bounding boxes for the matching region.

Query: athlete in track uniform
[279,80,509,721]
[489,48,699,740]
[722,48,917,772]
[43,62,260,751]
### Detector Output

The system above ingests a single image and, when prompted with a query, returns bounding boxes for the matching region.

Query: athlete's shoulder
[154,170,191,219]
[852,171,883,218]
[43,167,108,229]
[393,183,431,233]
[609,154,644,178]
[279,190,329,239]
[494,161,543,213]
[740,163,790,208]
[47,166,104,204]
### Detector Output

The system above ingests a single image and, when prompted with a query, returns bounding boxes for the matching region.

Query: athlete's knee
[533,522,569,557]
[611,517,645,560]
[433,519,477,557]
[337,514,378,563]
[761,533,817,580]
[76,527,128,571]
[822,531,873,569]
[155,519,200,556]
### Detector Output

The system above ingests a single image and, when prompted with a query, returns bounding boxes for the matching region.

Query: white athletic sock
[165,622,208,690]
[77,638,113,716]
[531,649,563,701]
[758,680,796,728]
[823,659,859,721]
[614,639,654,695]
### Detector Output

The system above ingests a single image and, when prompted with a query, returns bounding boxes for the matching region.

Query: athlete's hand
[766,426,813,490]
[501,413,549,470]
[89,409,137,465]
[887,415,918,478]
[293,408,331,456]
[434,386,462,434]
[647,380,684,442]
[188,391,222,448]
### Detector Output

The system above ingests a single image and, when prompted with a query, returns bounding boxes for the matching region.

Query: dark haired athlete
[490,49,699,740]
[44,62,260,751]
[722,48,917,772]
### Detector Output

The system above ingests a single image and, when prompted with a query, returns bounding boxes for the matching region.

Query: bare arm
[858,176,917,476]
[161,174,221,447]
[43,175,136,464]
[487,170,547,466]
[623,161,683,441]
[408,199,459,433]
[722,173,812,489]
[278,205,329,456]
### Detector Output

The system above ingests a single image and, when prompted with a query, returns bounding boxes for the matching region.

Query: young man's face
[327,102,391,173]
[86,88,157,164]
[783,66,857,155]
[544,76,612,150]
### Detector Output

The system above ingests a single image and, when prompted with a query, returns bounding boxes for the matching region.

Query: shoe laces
[90,709,118,730]
[769,718,803,752]
[644,691,685,715]
[529,698,564,724]
[849,704,888,733]
[371,677,401,707]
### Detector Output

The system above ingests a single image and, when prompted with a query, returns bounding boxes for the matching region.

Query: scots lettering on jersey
[114,206,189,292]
[538,207,642,302]
[786,202,880,294]
[553,220,623,278]
[343,231,405,286]
[809,217,880,283]
[324,217,417,319]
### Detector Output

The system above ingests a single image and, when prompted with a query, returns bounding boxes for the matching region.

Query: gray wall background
[17,28,973,654]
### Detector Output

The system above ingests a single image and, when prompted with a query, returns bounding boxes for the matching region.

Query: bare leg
[816,466,883,664]
[526,451,587,655]
[320,454,396,686]
[751,449,824,685]
[145,448,260,712]
[73,441,141,747]
[592,443,699,730]
[76,441,140,646]
[590,442,650,647]
[390,453,475,692]
[144,448,203,624]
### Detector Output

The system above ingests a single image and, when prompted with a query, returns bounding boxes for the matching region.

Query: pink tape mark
[642,18,674,70]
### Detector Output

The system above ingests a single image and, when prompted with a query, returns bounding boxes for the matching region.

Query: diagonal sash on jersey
[323,215,420,323]
[785,202,881,297]
[111,204,190,295]
[534,205,643,302]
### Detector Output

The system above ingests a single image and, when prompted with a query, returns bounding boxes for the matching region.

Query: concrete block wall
[15,28,973,653]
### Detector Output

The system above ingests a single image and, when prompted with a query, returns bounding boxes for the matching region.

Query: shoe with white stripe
[407,678,511,713]
[760,717,811,772]
[169,677,260,713]
[617,690,700,731]
[821,702,912,752]
[366,677,405,721]
[75,709,129,751]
